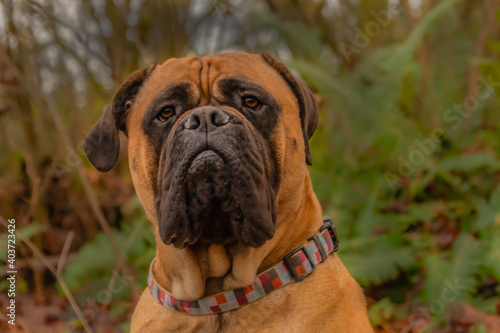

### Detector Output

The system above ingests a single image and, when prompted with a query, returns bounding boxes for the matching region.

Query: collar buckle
[320,217,339,252]
[283,245,316,282]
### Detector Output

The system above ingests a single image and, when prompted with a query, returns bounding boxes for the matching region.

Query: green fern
[422,233,480,304]
[341,240,416,286]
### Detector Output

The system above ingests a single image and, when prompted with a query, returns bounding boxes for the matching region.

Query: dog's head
[82,52,318,249]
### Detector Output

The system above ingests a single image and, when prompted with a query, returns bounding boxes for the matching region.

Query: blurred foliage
[0,0,499,332]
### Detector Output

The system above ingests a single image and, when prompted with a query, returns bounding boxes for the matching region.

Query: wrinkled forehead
[137,52,292,103]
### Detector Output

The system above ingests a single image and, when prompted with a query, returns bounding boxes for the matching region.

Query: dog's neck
[150,173,323,300]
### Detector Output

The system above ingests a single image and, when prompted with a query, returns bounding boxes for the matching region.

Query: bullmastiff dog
[82,52,372,332]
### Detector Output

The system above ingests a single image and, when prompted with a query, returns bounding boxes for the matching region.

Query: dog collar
[147,216,339,315]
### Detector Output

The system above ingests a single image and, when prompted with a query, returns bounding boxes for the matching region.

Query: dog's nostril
[185,114,200,130]
[211,111,229,127]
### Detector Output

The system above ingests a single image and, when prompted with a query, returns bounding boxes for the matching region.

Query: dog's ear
[82,64,156,172]
[260,53,319,166]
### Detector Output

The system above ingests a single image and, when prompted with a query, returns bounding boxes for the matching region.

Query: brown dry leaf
[451,302,500,332]
[0,292,68,333]
[462,141,488,155]
[387,200,410,214]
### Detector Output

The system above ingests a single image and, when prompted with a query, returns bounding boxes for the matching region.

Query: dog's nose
[184,107,229,131]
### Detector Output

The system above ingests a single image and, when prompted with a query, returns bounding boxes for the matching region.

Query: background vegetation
[0,0,499,332]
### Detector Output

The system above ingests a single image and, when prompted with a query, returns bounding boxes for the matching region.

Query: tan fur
[125,52,372,332]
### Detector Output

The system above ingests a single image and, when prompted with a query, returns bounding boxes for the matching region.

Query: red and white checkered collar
[148,217,339,315]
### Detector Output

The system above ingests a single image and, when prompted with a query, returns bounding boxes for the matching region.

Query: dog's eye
[158,107,175,122]
[243,96,261,110]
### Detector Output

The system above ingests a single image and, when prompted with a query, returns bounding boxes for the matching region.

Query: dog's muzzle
[155,106,276,248]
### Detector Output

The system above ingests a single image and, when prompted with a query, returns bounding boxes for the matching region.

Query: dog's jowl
[83,52,373,332]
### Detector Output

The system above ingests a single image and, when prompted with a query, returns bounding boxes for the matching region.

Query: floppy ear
[82,64,156,172]
[260,53,319,166]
